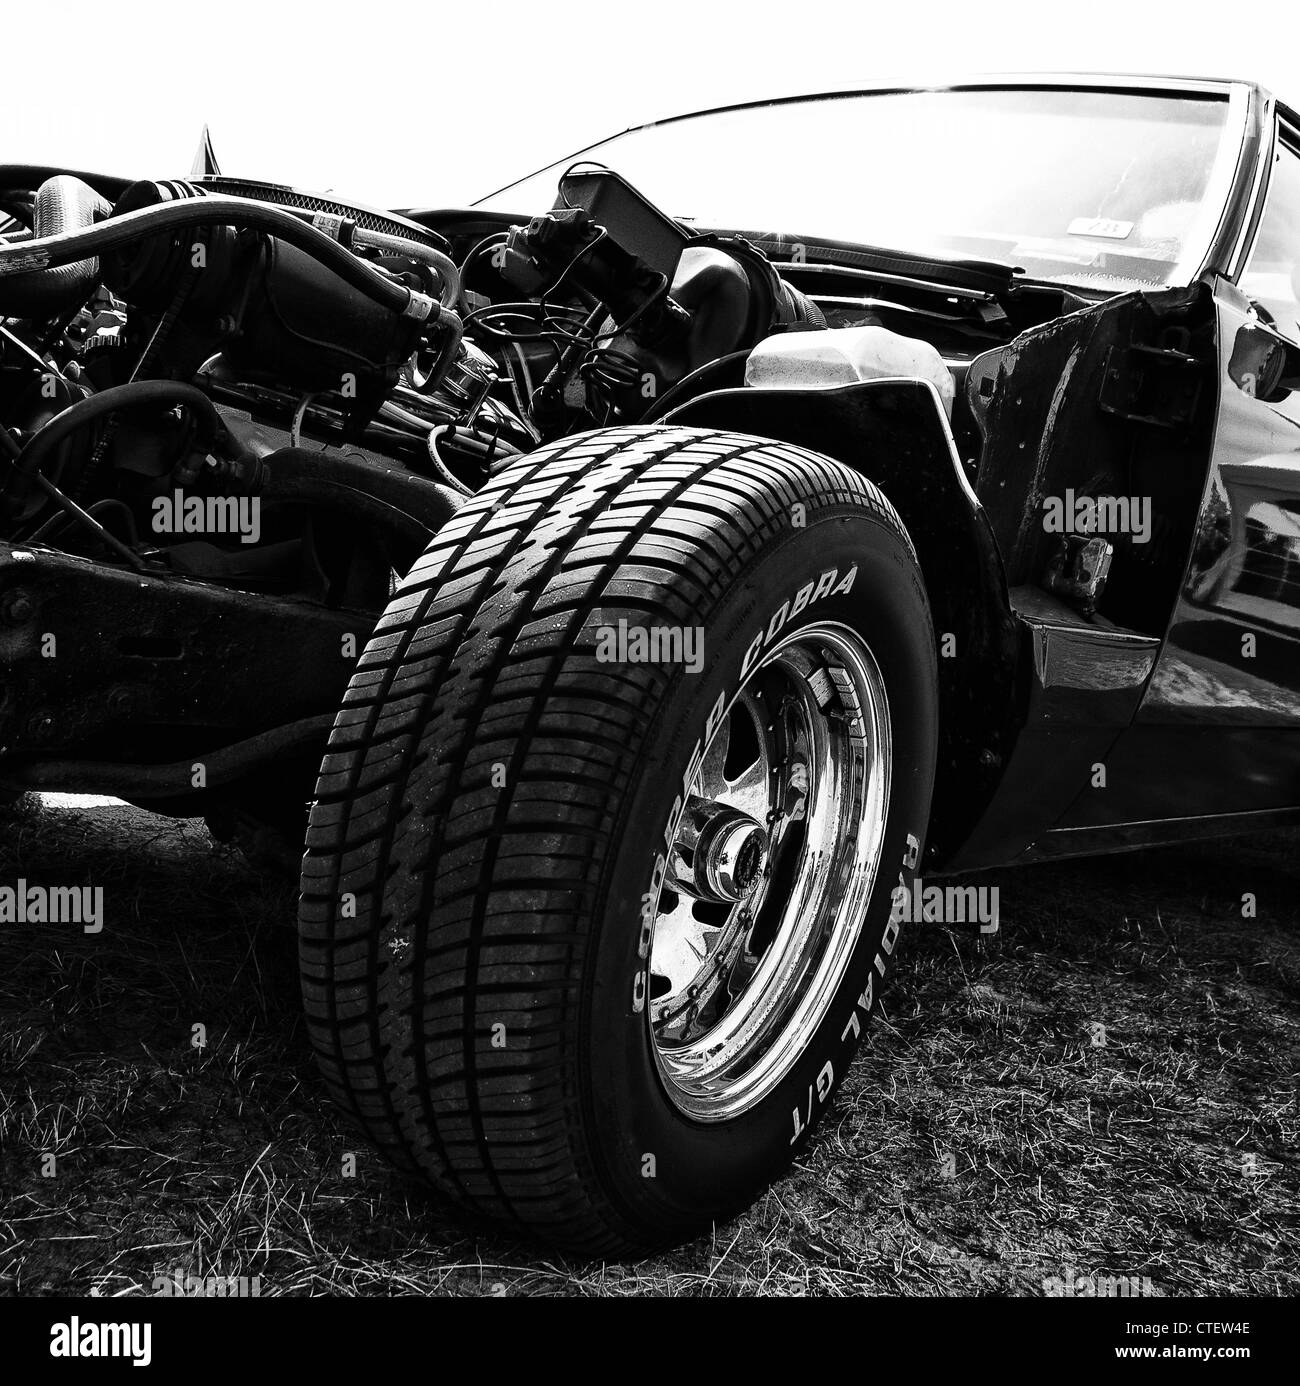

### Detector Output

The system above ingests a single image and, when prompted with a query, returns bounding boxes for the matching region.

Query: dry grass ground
[0,792,1296,1297]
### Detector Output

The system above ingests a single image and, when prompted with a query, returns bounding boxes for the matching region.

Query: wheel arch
[662,378,1023,865]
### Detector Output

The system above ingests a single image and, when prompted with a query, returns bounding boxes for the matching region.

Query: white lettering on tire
[790,831,921,1144]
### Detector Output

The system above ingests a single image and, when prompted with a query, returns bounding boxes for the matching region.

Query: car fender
[662,376,1021,865]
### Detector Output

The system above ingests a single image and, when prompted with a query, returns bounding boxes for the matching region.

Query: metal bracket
[1043,534,1114,616]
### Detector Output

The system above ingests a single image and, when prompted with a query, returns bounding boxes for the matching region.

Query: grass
[0,792,1296,1297]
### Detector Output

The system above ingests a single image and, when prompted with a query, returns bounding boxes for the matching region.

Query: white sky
[2,0,1297,210]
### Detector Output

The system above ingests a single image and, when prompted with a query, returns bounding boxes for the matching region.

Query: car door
[1057,115,1300,827]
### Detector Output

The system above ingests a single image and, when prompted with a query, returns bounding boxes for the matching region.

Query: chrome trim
[1223,89,1276,281]
[647,622,892,1122]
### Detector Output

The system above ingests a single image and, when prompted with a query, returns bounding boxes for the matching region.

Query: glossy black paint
[1021,92,1300,862]
[668,79,1300,871]
[1054,289,1300,832]
[10,75,1300,877]
[664,379,1020,866]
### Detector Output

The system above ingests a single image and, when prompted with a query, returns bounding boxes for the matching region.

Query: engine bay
[0,161,1097,606]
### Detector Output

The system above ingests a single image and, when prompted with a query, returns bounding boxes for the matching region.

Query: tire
[298,424,938,1255]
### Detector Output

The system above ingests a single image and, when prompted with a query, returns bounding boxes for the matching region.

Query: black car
[1,73,1297,1254]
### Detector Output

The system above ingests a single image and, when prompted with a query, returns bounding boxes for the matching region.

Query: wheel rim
[647,621,893,1121]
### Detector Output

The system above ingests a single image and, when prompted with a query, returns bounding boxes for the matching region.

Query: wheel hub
[645,621,893,1121]
[703,815,768,903]
[669,797,770,905]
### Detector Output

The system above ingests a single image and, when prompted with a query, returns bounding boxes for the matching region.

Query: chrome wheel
[647,621,893,1121]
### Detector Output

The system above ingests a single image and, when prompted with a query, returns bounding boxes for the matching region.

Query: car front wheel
[298,424,938,1255]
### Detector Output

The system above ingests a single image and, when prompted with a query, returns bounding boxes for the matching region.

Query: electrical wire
[538,227,608,298]
[291,392,319,449]
[457,232,508,314]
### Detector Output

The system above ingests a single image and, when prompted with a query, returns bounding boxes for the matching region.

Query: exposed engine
[0,164,823,605]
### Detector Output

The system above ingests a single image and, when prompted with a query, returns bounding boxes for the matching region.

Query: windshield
[477,87,1243,294]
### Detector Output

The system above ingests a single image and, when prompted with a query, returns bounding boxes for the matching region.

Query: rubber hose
[254,446,464,543]
[12,381,220,484]
[0,194,433,319]
[349,225,461,306]
[0,175,111,315]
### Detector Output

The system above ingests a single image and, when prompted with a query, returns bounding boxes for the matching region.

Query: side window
[1240,132,1300,342]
